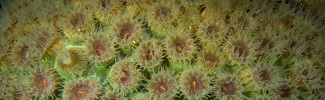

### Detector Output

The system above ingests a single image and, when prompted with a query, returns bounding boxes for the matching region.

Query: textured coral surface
[0,0,324,99]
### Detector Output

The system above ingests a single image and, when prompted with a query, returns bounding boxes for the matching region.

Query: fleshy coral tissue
[0,0,324,99]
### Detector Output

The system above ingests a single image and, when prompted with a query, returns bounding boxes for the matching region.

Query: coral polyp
[213,74,244,100]
[59,3,94,43]
[134,39,164,70]
[165,27,196,70]
[254,67,280,87]
[110,14,144,53]
[240,58,282,95]
[290,57,322,90]
[280,30,309,57]
[0,0,324,99]
[179,67,211,100]
[90,0,124,24]
[28,61,60,99]
[1,73,31,100]
[85,29,116,65]
[147,70,178,100]
[197,43,226,74]
[254,25,287,56]
[5,85,31,100]
[196,18,228,45]
[54,46,88,79]
[30,22,64,60]
[276,83,298,99]
[224,31,258,66]
[146,0,179,39]
[101,87,126,100]
[108,59,142,93]
[63,77,101,100]
[9,34,34,71]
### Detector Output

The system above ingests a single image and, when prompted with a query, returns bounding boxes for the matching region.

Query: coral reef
[0,0,324,99]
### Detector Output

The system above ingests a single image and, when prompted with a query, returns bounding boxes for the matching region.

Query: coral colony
[1,0,325,99]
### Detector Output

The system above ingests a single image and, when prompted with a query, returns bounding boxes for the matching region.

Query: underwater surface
[0,0,324,99]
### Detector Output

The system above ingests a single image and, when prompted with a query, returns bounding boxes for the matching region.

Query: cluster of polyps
[0,0,324,99]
